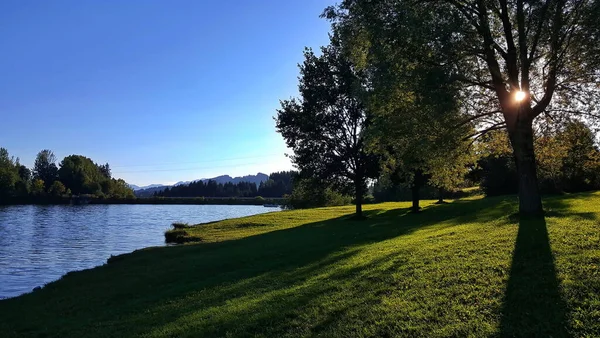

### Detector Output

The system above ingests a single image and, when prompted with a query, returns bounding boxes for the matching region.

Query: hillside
[1,193,599,337]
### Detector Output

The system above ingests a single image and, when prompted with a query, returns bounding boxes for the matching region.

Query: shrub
[284,178,351,209]
[171,222,190,229]
[164,228,193,244]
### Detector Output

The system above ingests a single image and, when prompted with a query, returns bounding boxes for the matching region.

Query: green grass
[1,193,599,337]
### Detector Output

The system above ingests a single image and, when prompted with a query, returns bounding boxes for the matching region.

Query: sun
[515,90,527,102]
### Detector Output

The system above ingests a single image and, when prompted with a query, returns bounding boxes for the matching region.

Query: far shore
[0,196,285,206]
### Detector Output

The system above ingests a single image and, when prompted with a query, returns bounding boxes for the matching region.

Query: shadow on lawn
[0,195,563,337]
[499,214,569,337]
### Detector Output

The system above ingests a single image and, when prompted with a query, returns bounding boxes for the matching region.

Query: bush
[363,194,376,204]
[479,156,519,197]
[171,222,190,229]
[284,178,351,209]
[164,229,191,243]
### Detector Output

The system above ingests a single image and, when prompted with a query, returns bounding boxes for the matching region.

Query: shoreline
[1,194,599,337]
[0,196,285,206]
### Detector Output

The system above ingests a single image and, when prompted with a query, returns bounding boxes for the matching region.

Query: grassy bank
[1,193,599,337]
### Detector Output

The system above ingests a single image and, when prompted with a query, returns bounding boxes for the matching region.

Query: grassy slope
[0,194,599,337]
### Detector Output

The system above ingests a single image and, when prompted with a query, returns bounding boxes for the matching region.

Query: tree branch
[464,123,508,143]
[455,110,502,128]
[517,0,530,92]
[499,0,519,88]
[476,0,511,108]
[452,74,495,90]
[532,0,566,118]
[528,0,552,63]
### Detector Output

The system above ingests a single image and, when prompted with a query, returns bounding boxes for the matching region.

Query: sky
[0,0,333,186]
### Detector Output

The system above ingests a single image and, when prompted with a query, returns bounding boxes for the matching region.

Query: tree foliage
[325,0,600,215]
[33,149,58,192]
[478,120,600,195]
[276,41,380,217]
[284,176,352,209]
[0,148,135,202]
[158,171,295,198]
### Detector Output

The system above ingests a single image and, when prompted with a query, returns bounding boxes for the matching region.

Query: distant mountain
[207,173,269,186]
[134,186,168,197]
[129,184,166,191]
[132,173,270,198]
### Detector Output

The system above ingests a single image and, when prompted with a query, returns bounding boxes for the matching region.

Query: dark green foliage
[33,150,58,191]
[284,177,351,209]
[276,42,380,216]
[158,171,296,198]
[0,148,135,203]
[164,228,195,244]
[58,155,104,195]
[257,171,294,197]
[373,178,439,202]
[558,122,600,192]
[0,148,23,198]
[326,0,600,216]
[480,156,519,197]
[48,181,67,197]
[171,222,190,229]
[477,122,600,197]
[57,155,134,198]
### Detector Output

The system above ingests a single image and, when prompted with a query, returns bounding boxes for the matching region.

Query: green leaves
[276,41,380,215]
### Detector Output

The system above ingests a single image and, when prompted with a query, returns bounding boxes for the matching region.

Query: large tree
[33,149,58,191]
[326,0,600,216]
[0,148,20,198]
[276,42,380,217]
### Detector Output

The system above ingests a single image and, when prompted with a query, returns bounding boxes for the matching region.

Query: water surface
[0,204,277,299]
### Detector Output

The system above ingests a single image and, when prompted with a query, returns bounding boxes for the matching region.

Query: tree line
[0,148,134,202]
[276,0,600,217]
[157,171,294,198]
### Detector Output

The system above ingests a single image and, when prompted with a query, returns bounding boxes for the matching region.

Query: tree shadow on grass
[499,215,569,337]
[0,195,532,337]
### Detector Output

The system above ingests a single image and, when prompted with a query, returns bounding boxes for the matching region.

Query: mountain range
[130,173,269,197]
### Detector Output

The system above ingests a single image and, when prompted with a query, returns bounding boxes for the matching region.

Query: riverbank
[1,193,599,337]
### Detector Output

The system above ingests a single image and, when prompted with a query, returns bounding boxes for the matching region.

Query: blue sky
[0,0,333,186]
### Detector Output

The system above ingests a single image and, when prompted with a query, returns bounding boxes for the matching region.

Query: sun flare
[515,90,527,102]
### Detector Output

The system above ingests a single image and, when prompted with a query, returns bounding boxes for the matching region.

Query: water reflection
[0,204,277,299]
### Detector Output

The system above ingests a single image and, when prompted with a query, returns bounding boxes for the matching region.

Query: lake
[0,204,279,299]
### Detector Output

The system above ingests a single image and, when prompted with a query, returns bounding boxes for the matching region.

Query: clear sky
[0,0,333,186]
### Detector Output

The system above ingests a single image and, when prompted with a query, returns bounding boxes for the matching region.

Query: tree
[33,150,58,191]
[17,165,31,183]
[31,179,45,196]
[98,163,111,179]
[476,120,600,195]
[556,121,600,191]
[107,179,135,199]
[48,181,67,197]
[325,2,474,212]
[326,0,600,216]
[0,148,20,198]
[58,155,104,195]
[276,42,380,218]
[285,176,352,209]
[427,141,477,203]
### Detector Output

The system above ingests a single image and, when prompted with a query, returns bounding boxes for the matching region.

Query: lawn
[1,193,599,337]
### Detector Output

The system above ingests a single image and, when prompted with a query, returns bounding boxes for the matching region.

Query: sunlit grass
[1,193,599,337]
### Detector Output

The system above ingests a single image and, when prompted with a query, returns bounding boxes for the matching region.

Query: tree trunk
[437,188,445,204]
[410,170,425,213]
[508,117,543,216]
[355,178,363,218]
[411,184,420,212]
